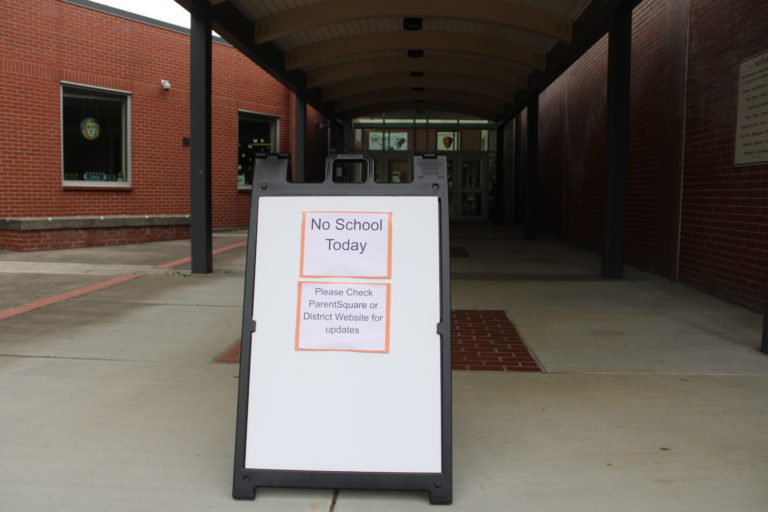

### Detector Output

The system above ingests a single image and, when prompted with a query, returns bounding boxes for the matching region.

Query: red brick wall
[533,3,678,267]
[285,98,329,182]
[527,36,607,253]
[625,0,668,274]
[0,0,324,236]
[561,36,608,253]
[211,41,294,228]
[526,0,767,310]
[679,0,768,310]
[624,0,689,279]
[0,226,190,252]
[537,75,566,236]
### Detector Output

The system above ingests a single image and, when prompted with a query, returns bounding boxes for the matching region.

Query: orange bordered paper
[300,211,392,279]
[295,281,391,353]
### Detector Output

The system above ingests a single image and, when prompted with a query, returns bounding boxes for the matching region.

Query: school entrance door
[447,155,491,221]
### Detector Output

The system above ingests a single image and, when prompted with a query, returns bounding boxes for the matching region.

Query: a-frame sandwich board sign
[232,153,452,505]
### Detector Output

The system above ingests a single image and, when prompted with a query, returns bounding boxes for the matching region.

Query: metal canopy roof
[175,0,634,123]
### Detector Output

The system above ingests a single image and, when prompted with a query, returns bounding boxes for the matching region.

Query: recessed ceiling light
[403,17,423,30]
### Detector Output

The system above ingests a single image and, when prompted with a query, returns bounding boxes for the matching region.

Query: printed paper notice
[301,211,392,278]
[295,282,390,352]
[735,50,768,165]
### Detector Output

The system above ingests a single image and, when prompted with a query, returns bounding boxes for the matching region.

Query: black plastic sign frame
[233,153,452,505]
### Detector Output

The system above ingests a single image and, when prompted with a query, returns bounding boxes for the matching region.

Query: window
[62,85,129,185]
[375,159,411,183]
[238,111,278,187]
[332,159,368,183]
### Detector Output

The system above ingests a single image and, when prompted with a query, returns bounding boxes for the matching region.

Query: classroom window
[238,112,278,187]
[62,85,129,185]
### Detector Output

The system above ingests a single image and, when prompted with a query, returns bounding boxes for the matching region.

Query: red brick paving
[154,240,247,269]
[0,273,144,321]
[215,339,242,364]
[451,310,541,372]
[217,310,541,372]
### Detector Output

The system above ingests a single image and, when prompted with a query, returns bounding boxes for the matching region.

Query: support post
[331,120,345,154]
[601,2,632,278]
[189,12,212,274]
[524,97,538,240]
[491,122,506,223]
[295,95,306,182]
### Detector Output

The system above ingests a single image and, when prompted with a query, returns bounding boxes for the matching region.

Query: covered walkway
[1,226,765,510]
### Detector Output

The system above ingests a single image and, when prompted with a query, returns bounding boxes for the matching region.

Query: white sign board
[245,195,441,473]
[735,50,768,165]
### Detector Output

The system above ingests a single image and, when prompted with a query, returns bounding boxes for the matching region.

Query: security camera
[160,80,172,91]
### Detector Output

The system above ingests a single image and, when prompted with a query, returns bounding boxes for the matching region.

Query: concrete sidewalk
[1,226,766,511]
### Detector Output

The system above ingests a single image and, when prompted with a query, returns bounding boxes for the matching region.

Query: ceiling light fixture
[403,17,423,30]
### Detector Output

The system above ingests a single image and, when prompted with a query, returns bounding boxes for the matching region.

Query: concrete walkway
[0,226,766,511]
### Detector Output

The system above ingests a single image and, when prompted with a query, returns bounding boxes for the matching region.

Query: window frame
[60,82,132,188]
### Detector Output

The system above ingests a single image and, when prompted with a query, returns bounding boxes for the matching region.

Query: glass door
[454,157,488,221]
[447,158,458,219]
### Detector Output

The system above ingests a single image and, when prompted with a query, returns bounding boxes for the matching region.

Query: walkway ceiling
[176,0,634,124]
